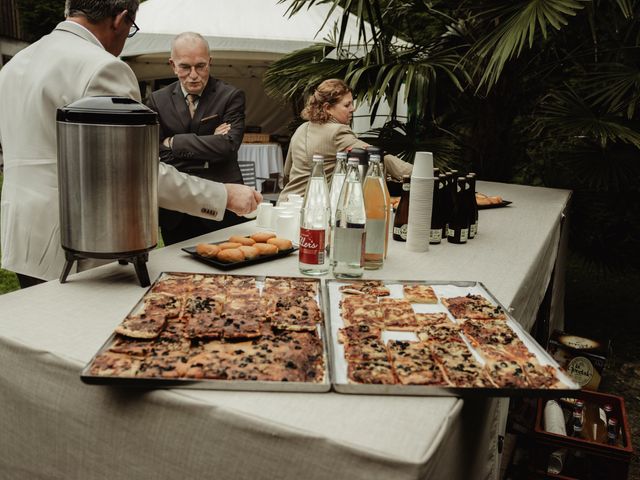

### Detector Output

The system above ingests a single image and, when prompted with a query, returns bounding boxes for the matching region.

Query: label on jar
[429,229,442,243]
[567,356,594,386]
[299,227,326,264]
[393,224,408,240]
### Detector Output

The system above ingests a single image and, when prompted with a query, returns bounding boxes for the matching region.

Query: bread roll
[216,248,245,263]
[229,235,256,246]
[267,237,293,250]
[195,243,220,258]
[251,231,277,243]
[238,245,259,260]
[217,242,242,250]
[253,242,278,256]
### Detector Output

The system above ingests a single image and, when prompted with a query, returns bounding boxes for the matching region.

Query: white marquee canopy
[121,0,366,134]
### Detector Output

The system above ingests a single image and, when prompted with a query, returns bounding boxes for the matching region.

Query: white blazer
[0,21,227,280]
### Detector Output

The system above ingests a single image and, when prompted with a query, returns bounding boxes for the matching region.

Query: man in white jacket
[0,0,262,287]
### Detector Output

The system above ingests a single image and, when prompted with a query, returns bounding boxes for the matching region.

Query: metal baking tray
[325,279,580,397]
[81,272,330,392]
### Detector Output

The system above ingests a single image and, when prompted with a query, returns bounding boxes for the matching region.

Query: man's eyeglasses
[126,12,139,38]
[176,63,210,75]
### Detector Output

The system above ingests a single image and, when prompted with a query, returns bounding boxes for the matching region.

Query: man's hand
[224,183,262,216]
[214,122,231,135]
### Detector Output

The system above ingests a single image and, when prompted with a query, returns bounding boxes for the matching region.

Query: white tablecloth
[0,181,571,480]
[238,143,284,192]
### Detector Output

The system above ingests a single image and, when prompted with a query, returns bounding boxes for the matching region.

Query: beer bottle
[606,418,618,446]
[447,177,469,244]
[429,176,444,244]
[467,173,479,239]
[392,175,411,241]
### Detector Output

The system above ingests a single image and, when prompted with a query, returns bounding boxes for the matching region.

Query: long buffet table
[0,181,570,480]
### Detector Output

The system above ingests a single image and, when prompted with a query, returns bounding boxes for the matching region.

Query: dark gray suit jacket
[147,77,245,183]
[147,77,245,231]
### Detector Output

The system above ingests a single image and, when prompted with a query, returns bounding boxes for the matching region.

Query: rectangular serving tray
[81,272,330,393]
[324,279,580,397]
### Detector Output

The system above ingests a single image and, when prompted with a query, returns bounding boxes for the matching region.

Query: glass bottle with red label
[299,154,330,275]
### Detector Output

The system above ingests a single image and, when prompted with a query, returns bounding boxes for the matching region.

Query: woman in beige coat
[278,79,412,202]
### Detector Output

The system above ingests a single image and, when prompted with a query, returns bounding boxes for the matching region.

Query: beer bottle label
[393,224,408,240]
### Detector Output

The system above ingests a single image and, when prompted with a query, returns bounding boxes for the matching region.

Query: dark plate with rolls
[181,241,297,271]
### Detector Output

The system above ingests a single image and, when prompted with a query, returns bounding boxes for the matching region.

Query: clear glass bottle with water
[331,157,366,278]
[329,151,348,225]
[299,154,330,275]
[363,154,388,269]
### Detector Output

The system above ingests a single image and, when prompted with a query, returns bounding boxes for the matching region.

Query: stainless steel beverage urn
[56,96,159,286]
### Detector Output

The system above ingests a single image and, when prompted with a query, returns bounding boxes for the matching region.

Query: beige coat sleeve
[158,163,227,221]
[333,124,413,181]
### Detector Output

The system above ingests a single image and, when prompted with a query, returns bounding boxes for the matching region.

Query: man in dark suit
[147,32,247,245]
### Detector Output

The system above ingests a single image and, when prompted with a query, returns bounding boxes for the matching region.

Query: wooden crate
[530,390,633,479]
[242,133,270,143]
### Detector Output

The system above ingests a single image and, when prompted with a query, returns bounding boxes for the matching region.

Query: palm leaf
[470,0,588,89]
[579,63,640,119]
[532,87,640,148]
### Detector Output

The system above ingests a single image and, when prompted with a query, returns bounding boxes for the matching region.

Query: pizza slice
[441,294,508,321]
[417,323,464,344]
[428,341,492,388]
[270,297,322,332]
[342,337,389,362]
[347,358,396,384]
[136,349,191,379]
[387,340,447,385]
[183,295,226,339]
[221,312,262,339]
[338,280,391,297]
[402,284,438,304]
[114,292,181,339]
[89,352,141,377]
[415,313,452,329]
[338,324,382,344]
[150,273,194,295]
[339,294,383,327]
[379,297,417,330]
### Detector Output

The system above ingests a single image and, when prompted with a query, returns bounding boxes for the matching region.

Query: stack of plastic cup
[255,202,273,228]
[406,151,435,252]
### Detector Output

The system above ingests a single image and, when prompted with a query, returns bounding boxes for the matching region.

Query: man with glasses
[147,32,248,245]
[0,1,261,288]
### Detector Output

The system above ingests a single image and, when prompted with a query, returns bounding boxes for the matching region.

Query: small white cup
[270,206,287,229]
[412,151,434,178]
[255,202,273,228]
[276,213,297,242]
[287,194,303,204]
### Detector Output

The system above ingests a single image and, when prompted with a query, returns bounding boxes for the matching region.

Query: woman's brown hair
[301,79,352,123]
